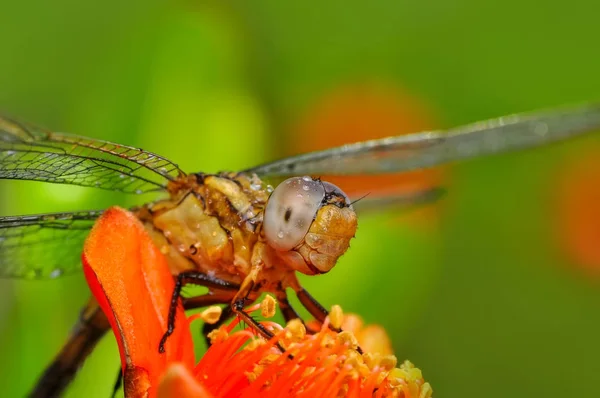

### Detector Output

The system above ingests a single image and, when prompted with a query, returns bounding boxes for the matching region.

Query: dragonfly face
[1,103,600,397]
[263,176,357,275]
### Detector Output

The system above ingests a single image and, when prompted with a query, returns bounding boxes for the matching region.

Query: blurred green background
[2,1,600,397]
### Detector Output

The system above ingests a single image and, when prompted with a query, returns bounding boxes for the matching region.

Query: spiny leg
[278,295,302,324]
[296,288,336,329]
[231,296,276,341]
[278,295,318,334]
[229,297,292,357]
[111,367,123,398]
[180,290,237,347]
[228,272,289,353]
[159,271,240,353]
[30,297,110,398]
[182,291,237,311]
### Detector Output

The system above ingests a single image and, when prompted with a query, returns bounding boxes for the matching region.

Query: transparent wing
[0,211,102,279]
[0,115,185,193]
[351,186,446,213]
[247,103,600,177]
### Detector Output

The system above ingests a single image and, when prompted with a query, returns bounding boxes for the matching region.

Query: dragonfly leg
[111,366,123,398]
[277,295,318,334]
[30,297,111,398]
[231,297,276,341]
[295,288,335,328]
[229,272,270,340]
[182,290,238,311]
[228,270,288,353]
[278,295,302,323]
[158,271,240,353]
[181,290,237,347]
[232,294,292,356]
[295,287,363,353]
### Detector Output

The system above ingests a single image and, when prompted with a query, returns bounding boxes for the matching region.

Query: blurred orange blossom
[555,144,600,276]
[292,82,444,226]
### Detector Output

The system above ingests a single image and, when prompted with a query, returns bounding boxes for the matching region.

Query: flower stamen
[260,295,277,318]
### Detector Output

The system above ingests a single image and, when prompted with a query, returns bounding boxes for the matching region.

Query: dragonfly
[1,103,600,397]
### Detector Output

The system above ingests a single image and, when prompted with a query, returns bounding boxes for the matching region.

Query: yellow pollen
[246,364,266,382]
[285,319,306,342]
[329,304,344,329]
[258,353,280,366]
[420,382,433,398]
[379,354,398,371]
[245,370,258,383]
[343,350,363,368]
[320,333,336,349]
[336,330,358,350]
[200,306,222,324]
[261,295,277,318]
[347,369,360,381]
[244,338,265,351]
[207,326,228,344]
[338,383,349,397]
[362,352,378,369]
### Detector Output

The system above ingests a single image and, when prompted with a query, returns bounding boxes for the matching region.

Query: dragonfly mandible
[1,103,600,397]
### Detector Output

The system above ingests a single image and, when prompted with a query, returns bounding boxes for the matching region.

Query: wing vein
[1,114,185,193]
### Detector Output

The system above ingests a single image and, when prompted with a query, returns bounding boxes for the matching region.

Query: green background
[1,1,600,397]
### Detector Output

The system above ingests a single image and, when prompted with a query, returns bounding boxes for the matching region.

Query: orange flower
[83,207,432,397]
[555,145,600,276]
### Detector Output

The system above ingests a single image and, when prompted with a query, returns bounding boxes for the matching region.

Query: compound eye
[322,181,353,209]
[264,176,325,251]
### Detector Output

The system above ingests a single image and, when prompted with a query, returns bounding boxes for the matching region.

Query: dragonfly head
[263,176,357,275]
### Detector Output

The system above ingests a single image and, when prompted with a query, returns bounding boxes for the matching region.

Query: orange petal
[157,364,214,398]
[82,206,195,397]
